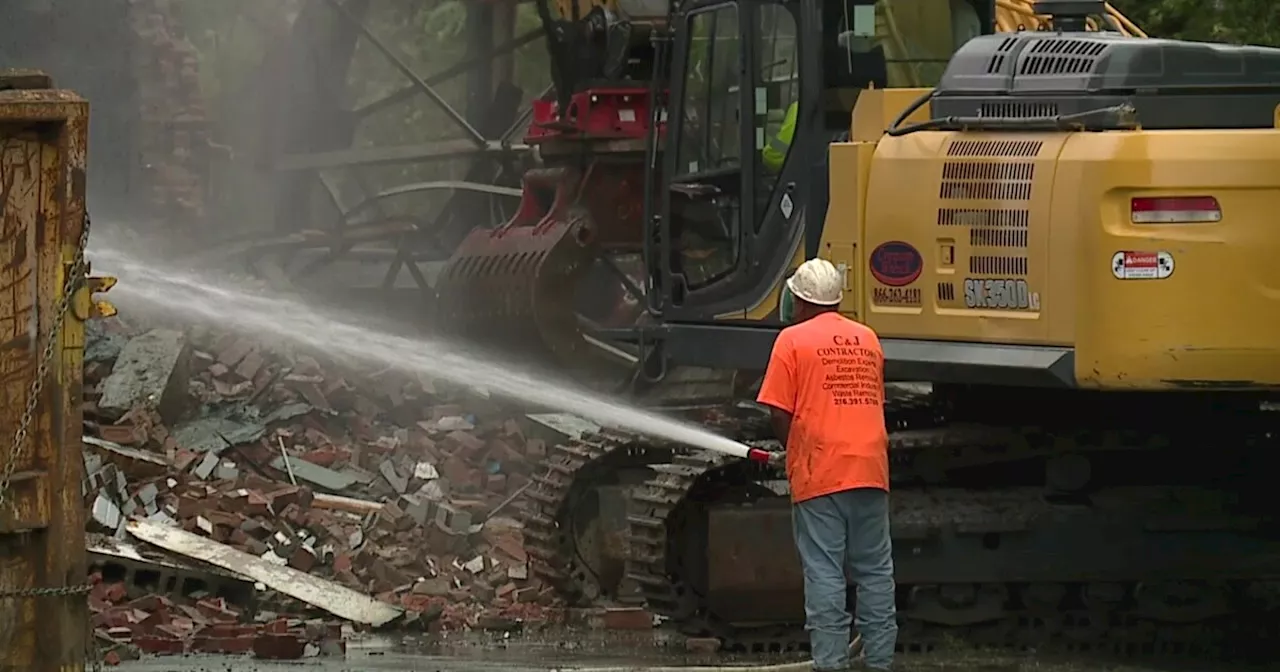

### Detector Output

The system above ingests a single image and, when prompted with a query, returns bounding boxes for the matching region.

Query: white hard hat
[786,258,843,306]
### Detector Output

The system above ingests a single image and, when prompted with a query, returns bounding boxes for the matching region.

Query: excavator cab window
[669,4,744,291]
[676,5,743,177]
[753,3,800,230]
[825,0,985,90]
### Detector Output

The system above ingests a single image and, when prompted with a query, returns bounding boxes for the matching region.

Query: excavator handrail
[995,0,1147,37]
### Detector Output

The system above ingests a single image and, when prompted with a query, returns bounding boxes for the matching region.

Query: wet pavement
[113,630,1263,672]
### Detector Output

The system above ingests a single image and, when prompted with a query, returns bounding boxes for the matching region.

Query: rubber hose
[548,641,861,672]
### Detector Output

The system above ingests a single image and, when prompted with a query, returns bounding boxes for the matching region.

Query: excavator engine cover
[933,32,1280,128]
[435,167,598,366]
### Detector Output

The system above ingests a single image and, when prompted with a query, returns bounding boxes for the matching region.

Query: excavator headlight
[1130,196,1222,224]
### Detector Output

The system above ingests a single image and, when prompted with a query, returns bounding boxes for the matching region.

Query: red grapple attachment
[435,166,597,366]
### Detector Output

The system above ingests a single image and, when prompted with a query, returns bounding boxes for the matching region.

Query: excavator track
[623,426,1280,658]
[523,395,1280,659]
[522,392,936,602]
[522,431,678,603]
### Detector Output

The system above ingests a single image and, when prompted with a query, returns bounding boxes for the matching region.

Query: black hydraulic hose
[887,101,1139,136]
[641,26,671,318]
[883,89,936,136]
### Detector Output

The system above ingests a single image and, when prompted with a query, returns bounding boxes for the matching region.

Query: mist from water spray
[88,246,756,456]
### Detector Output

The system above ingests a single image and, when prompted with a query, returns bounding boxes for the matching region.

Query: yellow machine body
[817,89,1280,390]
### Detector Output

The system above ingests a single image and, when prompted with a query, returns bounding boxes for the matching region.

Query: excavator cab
[643,0,996,370]
[432,0,1139,383]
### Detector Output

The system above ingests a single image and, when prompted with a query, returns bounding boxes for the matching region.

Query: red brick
[266,485,313,512]
[446,430,486,456]
[253,632,306,659]
[288,545,317,572]
[234,350,265,379]
[193,634,255,654]
[127,595,173,613]
[300,447,344,467]
[173,448,200,472]
[133,635,185,655]
[154,624,188,640]
[175,604,208,625]
[196,597,240,623]
[601,607,653,630]
[92,581,127,604]
[216,338,254,367]
[686,637,722,653]
[401,593,434,612]
[102,650,122,666]
[100,423,146,445]
[440,457,473,486]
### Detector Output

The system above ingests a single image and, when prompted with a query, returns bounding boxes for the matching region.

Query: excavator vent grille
[970,227,1028,248]
[941,161,1033,181]
[938,208,1029,228]
[947,140,1042,157]
[939,179,1031,201]
[978,101,1060,118]
[985,37,1019,73]
[937,141,1038,290]
[1018,38,1108,75]
[970,255,1028,275]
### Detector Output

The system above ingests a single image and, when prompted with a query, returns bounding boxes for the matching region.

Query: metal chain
[0,214,98,670]
[0,584,93,599]
[0,213,91,514]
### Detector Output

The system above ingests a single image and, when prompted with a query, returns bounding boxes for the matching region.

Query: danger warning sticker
[1112,251,1174,280]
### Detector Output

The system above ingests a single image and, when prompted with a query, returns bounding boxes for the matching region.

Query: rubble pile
[81,319,569,659]
[88,583,343,662]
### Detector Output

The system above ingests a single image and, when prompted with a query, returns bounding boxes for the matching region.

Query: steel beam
[466,2,496,120]
[352,29,543,120]
[322,0,486,145]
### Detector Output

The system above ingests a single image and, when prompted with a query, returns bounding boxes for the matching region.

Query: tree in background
[1112,0,1280,45]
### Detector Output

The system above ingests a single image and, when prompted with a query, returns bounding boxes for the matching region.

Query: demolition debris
[81,318,641,662]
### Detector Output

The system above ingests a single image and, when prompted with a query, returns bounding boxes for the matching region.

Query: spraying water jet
[88,246,771,464]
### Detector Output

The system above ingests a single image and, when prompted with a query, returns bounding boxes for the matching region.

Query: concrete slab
[98,328,190,422]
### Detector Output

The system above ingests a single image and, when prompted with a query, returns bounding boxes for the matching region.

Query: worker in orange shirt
[756,258,897,672]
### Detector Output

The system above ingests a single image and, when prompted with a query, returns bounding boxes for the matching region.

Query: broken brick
[83,318,564,648]
[133,635,185,655]
[601,607,653,630]
[253,632,306,660]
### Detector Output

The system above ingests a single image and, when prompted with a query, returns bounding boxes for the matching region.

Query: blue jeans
[793,487,897,670]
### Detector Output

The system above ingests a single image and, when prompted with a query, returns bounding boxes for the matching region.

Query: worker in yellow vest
[762,100,797,173]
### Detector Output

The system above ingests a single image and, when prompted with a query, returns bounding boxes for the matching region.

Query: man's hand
[767,450,785,468]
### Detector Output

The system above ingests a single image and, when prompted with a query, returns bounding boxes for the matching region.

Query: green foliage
[1111,0,1280,45]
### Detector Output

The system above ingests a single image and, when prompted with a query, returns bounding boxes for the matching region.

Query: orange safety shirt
[756,312,889,503]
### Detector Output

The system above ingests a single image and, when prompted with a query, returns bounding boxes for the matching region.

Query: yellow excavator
[435,0,1280,655]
